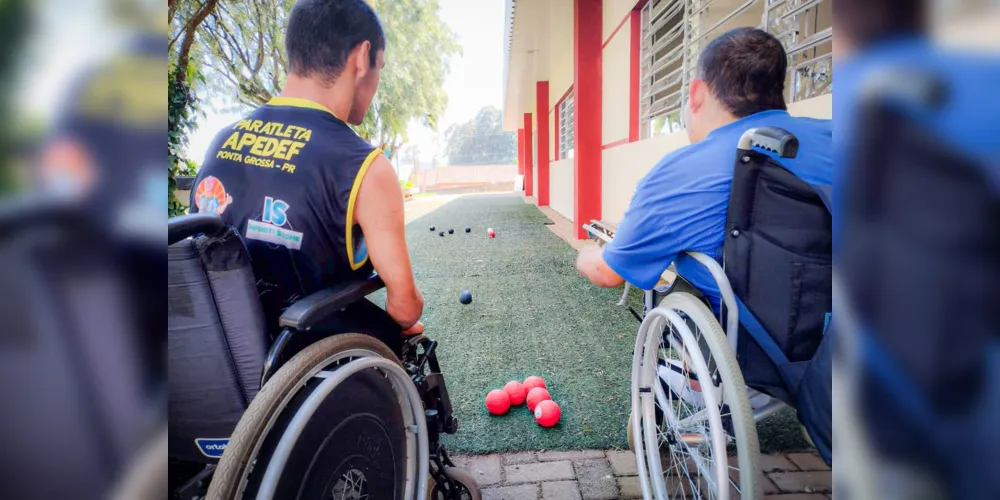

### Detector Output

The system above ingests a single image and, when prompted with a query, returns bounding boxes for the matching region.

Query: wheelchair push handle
[737,127,799,159]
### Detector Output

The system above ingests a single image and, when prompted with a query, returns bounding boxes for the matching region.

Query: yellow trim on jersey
[266,97,340,119]
[346,148,384,270]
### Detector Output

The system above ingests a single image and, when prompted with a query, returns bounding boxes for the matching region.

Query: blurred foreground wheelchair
[168,214,480,499]
[586,127,832,499]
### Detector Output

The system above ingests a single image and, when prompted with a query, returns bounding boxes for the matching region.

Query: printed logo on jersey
[246,196,304,250]
[194,176,233,215]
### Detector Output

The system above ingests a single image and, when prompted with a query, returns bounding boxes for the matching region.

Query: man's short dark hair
[696,27,787,118]
[285,0,385,82]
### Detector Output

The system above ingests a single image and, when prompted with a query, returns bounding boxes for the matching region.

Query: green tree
[199,0,460,152]
[168,0,220,216]
[444,105,516,166]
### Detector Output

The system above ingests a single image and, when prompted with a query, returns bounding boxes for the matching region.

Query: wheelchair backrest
[167,227,269,462]
[724,143,833,400]
[243,238,322,329]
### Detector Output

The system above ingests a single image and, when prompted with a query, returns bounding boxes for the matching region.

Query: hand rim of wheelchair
[206,334,429,500]
[631,291,761,500]
[256,356,427,499]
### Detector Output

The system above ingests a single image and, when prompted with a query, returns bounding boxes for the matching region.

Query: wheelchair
[585,127,833,500]
[168,214,480,499]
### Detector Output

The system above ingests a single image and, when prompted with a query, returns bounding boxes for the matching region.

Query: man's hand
[576,244,626,288]
[402,321,425,336]
[355,152,424,329]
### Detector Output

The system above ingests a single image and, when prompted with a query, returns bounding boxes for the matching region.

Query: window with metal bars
[559,93,574,160]
[639,0,832,138]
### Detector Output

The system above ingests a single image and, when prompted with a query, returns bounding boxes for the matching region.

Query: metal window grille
[559,93,575,159]
[640,0,832,137]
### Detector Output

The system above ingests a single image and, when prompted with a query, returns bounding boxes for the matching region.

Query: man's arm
[353,154,424,333]
[576,244,624,287]
[577,163,696,290]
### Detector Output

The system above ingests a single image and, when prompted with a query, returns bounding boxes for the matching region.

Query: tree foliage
[167,66,202,217]
[444,105,516,166]
[169,0,219,216]
[199,0,460,152]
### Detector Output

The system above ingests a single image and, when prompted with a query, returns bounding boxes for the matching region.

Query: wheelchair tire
[428,467,482,500]
[207,333,406,500]
[632,292,761,500]
[627,410,635,452]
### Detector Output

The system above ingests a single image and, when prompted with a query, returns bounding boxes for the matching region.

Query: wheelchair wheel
[207,333,429,500]
[427,467,482,500]
[631,292,760,500]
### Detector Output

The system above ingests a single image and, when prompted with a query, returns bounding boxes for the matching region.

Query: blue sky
[186,0,507,179]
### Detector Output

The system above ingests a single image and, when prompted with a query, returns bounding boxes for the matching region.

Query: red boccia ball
[486,389,511,415]
[504,381,527,406]
[526,387,551,411]
[523,376,547,393]
[534,400,561,427]
[487,228,496,238]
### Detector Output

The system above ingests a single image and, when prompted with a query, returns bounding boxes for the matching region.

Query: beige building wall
[602,19,632,144]
[550,158,575,220]
[548,0,575,109]
[601,131,690,224]
[604,0,635,37]
[936,9,1000,50]
[788,93,833,119]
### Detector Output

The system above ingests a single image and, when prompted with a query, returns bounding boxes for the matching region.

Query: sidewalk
[452,449,832,499]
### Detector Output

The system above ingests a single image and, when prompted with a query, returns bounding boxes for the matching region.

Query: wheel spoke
[646,307,748,500]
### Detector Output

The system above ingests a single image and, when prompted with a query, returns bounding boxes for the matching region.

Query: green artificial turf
[387,193,811,455]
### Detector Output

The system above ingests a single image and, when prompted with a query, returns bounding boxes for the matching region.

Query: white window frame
[558,92,575,160]
[639,0,833,138]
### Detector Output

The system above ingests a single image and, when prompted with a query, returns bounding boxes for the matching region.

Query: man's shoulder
[651,137,719,170]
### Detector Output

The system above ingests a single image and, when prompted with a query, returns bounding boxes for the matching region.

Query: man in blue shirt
[576,27,832,313]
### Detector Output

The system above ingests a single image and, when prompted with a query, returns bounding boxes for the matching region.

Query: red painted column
[536,81,550,206]
[629,8,642,142]
[574,0,602,238]
[523,113,534,197]
[517,128,525,177]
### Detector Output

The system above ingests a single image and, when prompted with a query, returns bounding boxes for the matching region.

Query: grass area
[386,193,811,455]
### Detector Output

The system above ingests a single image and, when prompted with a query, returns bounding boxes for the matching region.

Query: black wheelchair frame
[169,212,466,499]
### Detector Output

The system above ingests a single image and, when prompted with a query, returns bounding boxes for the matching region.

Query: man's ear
[354,40,372,78]
[688,79,706,112]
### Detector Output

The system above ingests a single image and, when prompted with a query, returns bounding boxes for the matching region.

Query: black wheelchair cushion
[168,227,269,463]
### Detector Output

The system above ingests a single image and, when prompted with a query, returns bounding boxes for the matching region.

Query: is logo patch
[195,438,229,458]
[246,196,304,249]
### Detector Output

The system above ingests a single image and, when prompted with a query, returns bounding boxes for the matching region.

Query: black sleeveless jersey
[191,97,379,320]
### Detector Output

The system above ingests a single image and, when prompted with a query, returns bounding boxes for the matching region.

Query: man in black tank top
[190,0,423,355]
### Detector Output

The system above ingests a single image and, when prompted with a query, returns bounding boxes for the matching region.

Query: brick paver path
[451,449,831,499]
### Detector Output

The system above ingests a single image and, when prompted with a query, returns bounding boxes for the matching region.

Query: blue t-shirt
[602,109,832,311]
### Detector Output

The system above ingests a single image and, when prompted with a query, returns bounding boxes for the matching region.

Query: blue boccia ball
[459,290,473,305]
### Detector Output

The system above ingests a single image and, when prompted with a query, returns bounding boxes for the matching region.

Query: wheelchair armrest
[168,213,226,245]
[279,273,387,330]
